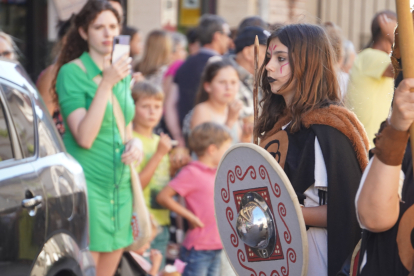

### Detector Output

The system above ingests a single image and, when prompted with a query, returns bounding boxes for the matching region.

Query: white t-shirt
[304,138,328,276]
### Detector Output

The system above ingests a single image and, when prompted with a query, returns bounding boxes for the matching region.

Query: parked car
[0,58,95,276]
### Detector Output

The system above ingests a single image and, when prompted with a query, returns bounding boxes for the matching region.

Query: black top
[174,50,217,127]
[358,142,414,276]
[283,124,362,276]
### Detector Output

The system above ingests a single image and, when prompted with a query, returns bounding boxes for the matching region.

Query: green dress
[56,52,135,252]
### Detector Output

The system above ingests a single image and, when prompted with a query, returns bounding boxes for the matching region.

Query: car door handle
[22,195,43,208]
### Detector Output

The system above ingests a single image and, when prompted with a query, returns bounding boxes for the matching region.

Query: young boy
[132,81,172,269]
[157,122,232,276]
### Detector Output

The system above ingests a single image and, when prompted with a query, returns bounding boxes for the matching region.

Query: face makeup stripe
[280,62,289,74]
[268,44,277,54]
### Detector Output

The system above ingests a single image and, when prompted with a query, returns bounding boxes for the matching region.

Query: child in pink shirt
[157,122,232,276]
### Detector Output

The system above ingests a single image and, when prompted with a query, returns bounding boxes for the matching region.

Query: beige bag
[71,58,152,251]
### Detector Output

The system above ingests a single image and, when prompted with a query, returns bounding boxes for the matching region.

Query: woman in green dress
[52,2,143,275]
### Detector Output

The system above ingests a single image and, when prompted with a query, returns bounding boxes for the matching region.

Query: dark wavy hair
[255,24,341,138]
[52,1,120,99]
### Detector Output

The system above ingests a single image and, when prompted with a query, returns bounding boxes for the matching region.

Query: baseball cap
[235,26,271,53]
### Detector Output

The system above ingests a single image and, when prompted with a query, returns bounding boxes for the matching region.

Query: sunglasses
[0,51,13,58]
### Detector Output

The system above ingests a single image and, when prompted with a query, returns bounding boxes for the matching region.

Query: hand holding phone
[102,55,131,87]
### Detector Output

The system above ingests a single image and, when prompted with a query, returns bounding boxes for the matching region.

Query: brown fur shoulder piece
[262,114,292,140]
[301,105,370,170]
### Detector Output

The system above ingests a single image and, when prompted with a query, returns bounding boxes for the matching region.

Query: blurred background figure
[135,30,172,88]
[188,61,243,143]
[269,23,285,32]
[341,40,356,75]
[223,26,269,118]
[132,81,173,270]
[340,40,356,96]
[162,32,188,136]
[0,31,17,60]
[346,10,397,148]
[109,0,124,25]
[163,31,188,100]
[36,19,71,136]
[135,30,173,135]
[186,28,200,56]
[157,122,233,276]
[165,14,231,147]
[321,22,347,98]
[222,25,269,145]
[122,26,142,60]
[238,16,269,32]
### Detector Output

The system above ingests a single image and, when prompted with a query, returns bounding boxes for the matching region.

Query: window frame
[0,80,38,168]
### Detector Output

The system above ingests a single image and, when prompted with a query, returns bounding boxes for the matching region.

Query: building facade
[128,0,397,52]
[0,0,400,82]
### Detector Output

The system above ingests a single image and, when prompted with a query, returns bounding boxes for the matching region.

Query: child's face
[134,96,163,129]
[213,139,232,166]
[204,67,239,105]
[265,38,295,99]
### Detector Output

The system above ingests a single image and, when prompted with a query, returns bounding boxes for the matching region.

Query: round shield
[214,143,308,276]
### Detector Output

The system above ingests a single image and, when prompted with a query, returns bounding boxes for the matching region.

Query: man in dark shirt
[165,14,231,146]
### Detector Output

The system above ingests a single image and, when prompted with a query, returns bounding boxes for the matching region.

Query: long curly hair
[51,1,120,100]
[255,24,341,138]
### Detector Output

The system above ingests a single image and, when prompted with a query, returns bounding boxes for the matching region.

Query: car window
[1,84,35,158]
[0,100,13,162]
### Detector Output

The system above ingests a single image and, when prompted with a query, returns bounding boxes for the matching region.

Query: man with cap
[222,26,270,119]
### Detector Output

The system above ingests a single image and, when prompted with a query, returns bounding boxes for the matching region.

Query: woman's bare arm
[190,104,211,130]
[66,55,131,149]
[357,78,414,232]
[157,186,204,228]
[164,83,185,146]
[357,157,401,232]
[302,205,327,227]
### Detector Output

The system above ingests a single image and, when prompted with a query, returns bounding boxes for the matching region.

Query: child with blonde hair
[132,81,172,269]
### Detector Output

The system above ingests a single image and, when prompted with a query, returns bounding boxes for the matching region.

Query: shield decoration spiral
[214,143,308,276]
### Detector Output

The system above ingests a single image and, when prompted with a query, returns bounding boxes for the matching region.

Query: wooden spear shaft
[253,35,259,145]
[396,0,414,170]
[396,2,414,274]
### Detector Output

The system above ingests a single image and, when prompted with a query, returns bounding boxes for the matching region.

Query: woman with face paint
[256,24,369,276]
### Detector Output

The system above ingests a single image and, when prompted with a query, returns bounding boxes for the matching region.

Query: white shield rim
[214,143,309,276]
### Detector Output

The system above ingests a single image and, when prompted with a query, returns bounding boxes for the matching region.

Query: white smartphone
[112,35,130,64]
